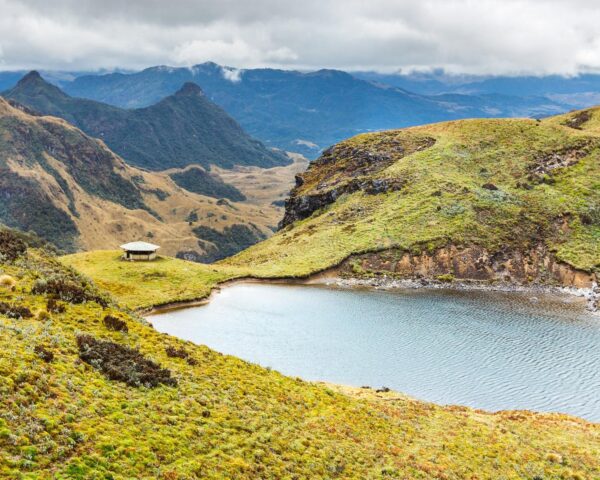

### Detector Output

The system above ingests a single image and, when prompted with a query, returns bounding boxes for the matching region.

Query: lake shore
[145,271,599,316]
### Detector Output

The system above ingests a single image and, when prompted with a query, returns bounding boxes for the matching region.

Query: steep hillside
[4,71,289,170]
[2,233,598,478]
[225,107,600,290]
[0,98,289,259]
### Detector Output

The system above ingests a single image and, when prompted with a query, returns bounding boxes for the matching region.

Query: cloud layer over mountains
[1,0,600,75]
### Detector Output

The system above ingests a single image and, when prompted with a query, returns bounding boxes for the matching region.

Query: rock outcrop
[339,245,597,289]
[280,133,435,227]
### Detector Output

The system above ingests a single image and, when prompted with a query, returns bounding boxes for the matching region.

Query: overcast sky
[0,0,599,75]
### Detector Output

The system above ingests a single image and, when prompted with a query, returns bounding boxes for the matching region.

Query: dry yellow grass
[0,274,16,288]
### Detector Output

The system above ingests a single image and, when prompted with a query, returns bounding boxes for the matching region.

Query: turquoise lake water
[150,283,600,421]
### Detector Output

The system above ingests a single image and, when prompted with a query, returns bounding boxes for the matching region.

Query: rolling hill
[3,71,289,170]
[0,97,295,259]
[222,107,600,294]
[61,62,568,156]
[36,107,600,478]
[0,232,596,478]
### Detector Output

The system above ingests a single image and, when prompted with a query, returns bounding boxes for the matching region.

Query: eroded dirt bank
[333,245,598,311]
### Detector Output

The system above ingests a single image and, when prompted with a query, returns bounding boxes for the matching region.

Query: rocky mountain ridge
[3,71,289,170]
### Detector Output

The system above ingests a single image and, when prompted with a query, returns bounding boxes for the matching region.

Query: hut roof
[120,241,160,252]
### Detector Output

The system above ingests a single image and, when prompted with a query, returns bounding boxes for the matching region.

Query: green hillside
[225,108,600,287]
[11,107,600,478]
[3,71,289,170]
[2,232,599,479]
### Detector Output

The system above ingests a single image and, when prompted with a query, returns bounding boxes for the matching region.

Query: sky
[0,0,599,75]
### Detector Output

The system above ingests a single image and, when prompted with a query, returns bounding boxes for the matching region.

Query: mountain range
[0,97,297,258]
[59,63,572,156]
[3,71,288,170]
[4,64,600,158]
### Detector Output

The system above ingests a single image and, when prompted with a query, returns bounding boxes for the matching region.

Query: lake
[149,283,600,421]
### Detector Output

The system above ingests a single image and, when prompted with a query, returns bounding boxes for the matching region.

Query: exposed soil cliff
[338,245,597,288]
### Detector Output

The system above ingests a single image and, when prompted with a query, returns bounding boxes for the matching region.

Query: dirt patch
[339,245,596,289]
[563,110,592,130]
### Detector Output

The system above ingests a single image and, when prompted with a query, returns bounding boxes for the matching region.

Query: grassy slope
[223,110,600,277]
[64,109,600,310]
[62,250,238,310]
[3,249,600,479]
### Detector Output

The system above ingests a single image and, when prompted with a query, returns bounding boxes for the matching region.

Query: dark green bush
[46,298,66,313]
[0,229,27,261]
[103,315,128,333]
[77,334,177,388]
[34,345,54,363]
[0,301,33,319]
[166,345,198,366]
[32,274,108,306]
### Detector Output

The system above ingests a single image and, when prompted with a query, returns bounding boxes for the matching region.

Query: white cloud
[0,0,599,75]
[221,67,243,83]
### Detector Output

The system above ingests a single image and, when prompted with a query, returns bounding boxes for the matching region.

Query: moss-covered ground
[1,246,599,479]
[62,250,238,310]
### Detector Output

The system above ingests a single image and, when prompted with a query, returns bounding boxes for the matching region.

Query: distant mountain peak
[19,70,43,82]
[174,82,204,97]
[10,70,68,99]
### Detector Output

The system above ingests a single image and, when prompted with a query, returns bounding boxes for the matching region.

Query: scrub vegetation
[22,108,600,477]
[1,228,599,479]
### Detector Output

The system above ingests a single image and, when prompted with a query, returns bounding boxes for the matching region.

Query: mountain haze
[3,71,289,170]
[63,62,568,156]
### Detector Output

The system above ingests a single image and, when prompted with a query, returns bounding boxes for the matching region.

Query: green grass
[224,113,600,277]
[47,110,600,477]
[2,248,600,479]
[62,250,239,310]
[65,110,600,309]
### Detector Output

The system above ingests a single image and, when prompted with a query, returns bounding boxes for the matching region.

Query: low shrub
[103,315,128,333]
[34,345,54,363]
[0,301,33,319]
[76,334,177,388]
[46,298,66,313]
[436,273,455,283]
[165,345,188,359]
[165,345,198,366]
[0,230,27,262]
[32,274,108,306]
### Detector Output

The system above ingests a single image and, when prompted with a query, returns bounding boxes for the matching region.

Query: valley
[1,241,598,479]
[0,97,300,259]
[2,56,600,479]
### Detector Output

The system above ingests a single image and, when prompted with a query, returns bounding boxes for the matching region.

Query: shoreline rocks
[319,275,599,314]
